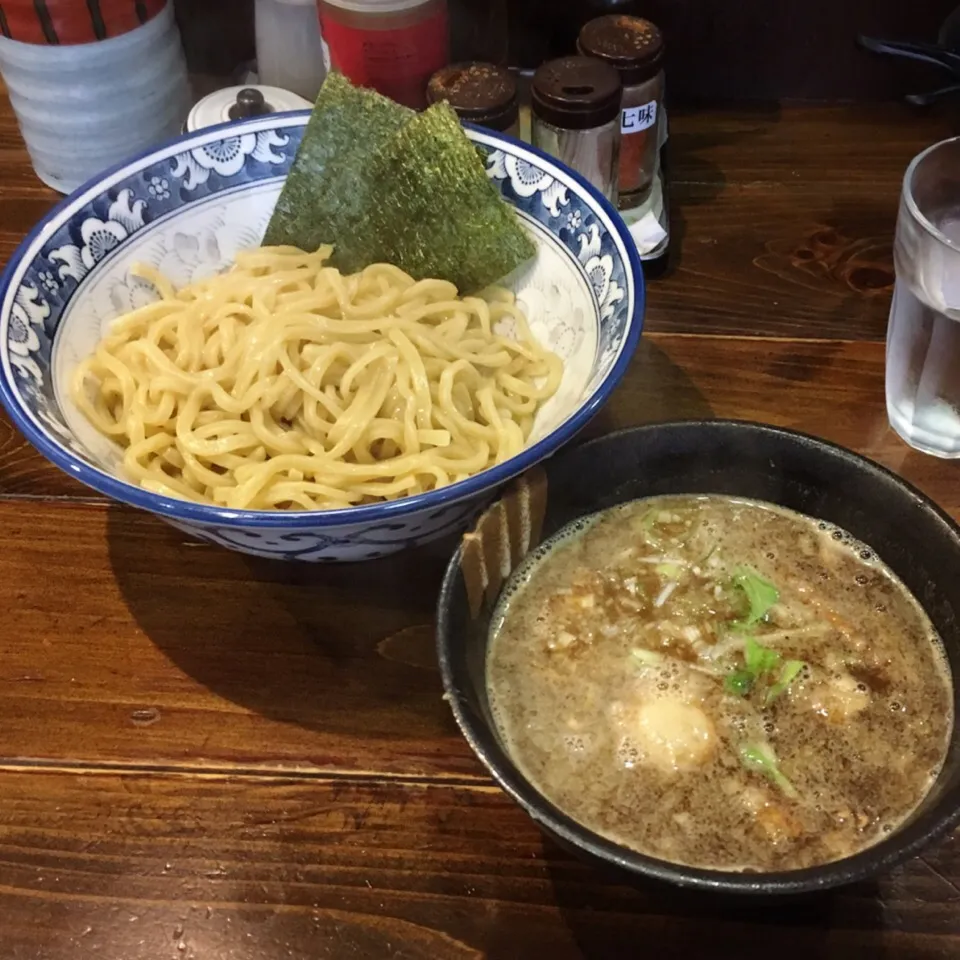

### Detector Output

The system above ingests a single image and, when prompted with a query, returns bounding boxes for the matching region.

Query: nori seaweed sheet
[262,73,413,258]
[353,102,536,293]
[263,75,536,293]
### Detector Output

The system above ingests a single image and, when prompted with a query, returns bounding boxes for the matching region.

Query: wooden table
[0,94,958,959]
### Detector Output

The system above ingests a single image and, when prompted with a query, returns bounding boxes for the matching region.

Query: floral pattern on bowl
[0,114,644,561]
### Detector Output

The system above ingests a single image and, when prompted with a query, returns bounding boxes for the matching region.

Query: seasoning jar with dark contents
[426,62,519,136]
[531,56,622,202]
[578,15,664,209]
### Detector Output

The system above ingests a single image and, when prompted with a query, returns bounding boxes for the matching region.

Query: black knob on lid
[229,88,271,120]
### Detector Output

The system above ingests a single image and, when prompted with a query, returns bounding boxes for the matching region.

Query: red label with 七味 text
[320,7,449,109]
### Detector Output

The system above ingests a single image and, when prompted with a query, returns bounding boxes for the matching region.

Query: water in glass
[886,144,960,458]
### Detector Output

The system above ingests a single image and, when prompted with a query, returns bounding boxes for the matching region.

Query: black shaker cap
[427,62,519,132]
[578,16,665,86]
[531,56,622,130]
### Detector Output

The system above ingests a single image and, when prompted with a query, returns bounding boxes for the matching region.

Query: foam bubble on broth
[485,494,953,873]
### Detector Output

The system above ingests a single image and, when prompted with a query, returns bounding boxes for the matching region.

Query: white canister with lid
[0,2,190,194]
[186,85,313,133]
[318,0,449,108]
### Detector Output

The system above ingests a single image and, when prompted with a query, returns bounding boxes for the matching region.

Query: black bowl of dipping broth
[435,420,960,895]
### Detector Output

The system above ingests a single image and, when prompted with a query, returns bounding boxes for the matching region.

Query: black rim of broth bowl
[435,419,960,895]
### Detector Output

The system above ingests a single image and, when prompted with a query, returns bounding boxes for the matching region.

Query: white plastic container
[0,2,191,194]
[256,0,328,102]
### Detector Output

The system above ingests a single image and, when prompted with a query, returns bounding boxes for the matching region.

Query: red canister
[0,0,166,44]
[317,0,448,109]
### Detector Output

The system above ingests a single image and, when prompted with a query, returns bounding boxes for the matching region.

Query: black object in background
[174,0,255,78]
[944,4,960,50]
[449,0,510,64]
[857,34,960,105]
[857,6,960,129]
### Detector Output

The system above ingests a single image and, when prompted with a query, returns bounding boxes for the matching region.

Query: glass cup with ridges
[886,136,960,457]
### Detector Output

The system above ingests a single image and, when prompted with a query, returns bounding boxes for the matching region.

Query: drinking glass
[886,136,960,457]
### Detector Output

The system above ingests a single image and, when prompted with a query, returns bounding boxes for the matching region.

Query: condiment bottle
[426,62,519,136]
[578,15,664,209]
[255,0,328,102]
[530,56,622,203]
[317,0,448,109]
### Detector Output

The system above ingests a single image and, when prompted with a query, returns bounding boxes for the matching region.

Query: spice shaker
[531,56,622,202]
[426,62,519,136]
[578,15,664,209]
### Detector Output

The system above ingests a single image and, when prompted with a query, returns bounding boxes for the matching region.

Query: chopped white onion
[654,581,678,608]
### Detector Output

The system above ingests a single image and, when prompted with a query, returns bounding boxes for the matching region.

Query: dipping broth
[487,495,954,872]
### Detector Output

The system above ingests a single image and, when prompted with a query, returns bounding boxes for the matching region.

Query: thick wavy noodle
[71,245,563,511]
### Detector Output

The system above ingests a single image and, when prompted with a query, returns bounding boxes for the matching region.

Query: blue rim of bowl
[436,419,960,895]
[0,112,645,527]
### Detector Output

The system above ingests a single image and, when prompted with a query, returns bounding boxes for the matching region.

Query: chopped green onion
[723,638,782,700]
[631,512,663,550]
[744,636,781,677]
[631,647,664,667]
[764,659,806,706]
[731,566,779,627]
[637,510,658,532]
[724,670,754,697]
[739,742,798,799]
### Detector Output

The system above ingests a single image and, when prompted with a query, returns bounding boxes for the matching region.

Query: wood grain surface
[3,769,960,960]
[0,93,958,959]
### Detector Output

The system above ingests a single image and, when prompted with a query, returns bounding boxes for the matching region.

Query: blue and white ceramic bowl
[0,114,644,561]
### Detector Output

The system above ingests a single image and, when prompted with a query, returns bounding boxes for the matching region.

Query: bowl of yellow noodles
[0,112,643,561]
